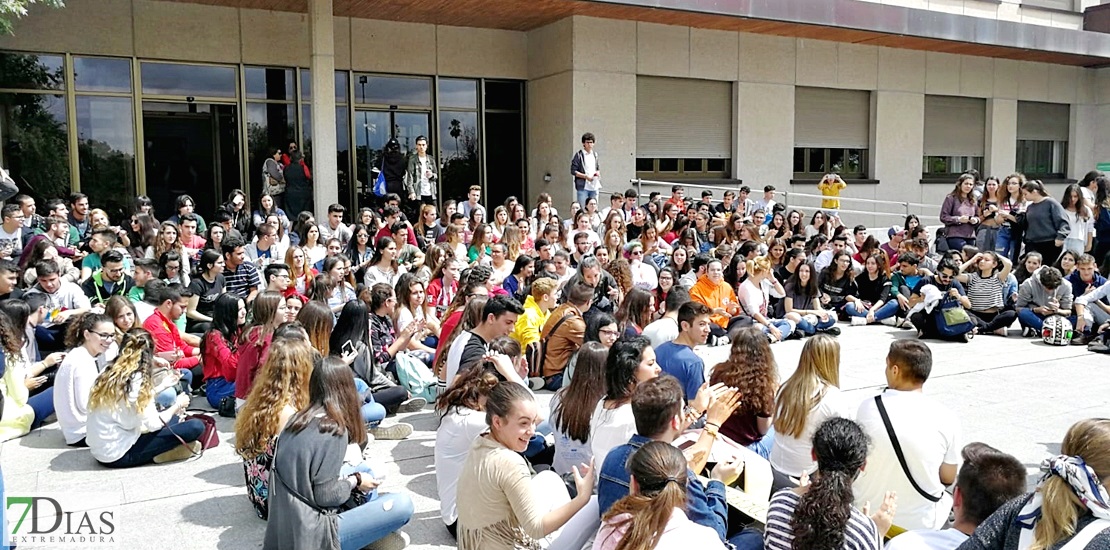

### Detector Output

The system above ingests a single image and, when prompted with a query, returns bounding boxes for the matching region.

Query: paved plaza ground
[2,323,1107,549]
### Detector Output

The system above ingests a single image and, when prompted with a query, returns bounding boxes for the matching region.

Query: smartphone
[342,340,356,356]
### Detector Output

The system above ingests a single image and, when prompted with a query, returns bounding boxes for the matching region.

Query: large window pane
[354,75,431,107]
[0,93,69,200]
[246,103,296,201]
[77,96,135,218]
[336,71,348,103]
[0,52,64,90]
[74,57,132,93]
[141,62,236,98]
[354,110,390,200]
[484,110,523,208]
[439,78,477,109]
[439,110,478,204]
[485,80,522,111]
[300,68,311,101]
[245,67,294,101]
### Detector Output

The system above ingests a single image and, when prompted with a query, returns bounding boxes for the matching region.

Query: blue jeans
[101,416,204,468]
[576,189,597,207]
[354,379,387,427]
[337,492,413,550]
[747,425,775,460]
[730,527,764,550]
[794,314,836,336]
[28,387,54,429]
[996,226,1013,258]
[759,319,795,340]
[845,300,900,322]
[1017,309,1076,332]
[205,377,235,409]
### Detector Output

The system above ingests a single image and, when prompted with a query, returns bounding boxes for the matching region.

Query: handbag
[162,412,218,457]
[263,172,286,196]
[372,157,387,197]
[934,296,974,338]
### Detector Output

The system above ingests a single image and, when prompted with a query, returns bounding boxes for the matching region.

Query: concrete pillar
[309,0,338,221]
[985,99,1018,179]
[871,91,924,225]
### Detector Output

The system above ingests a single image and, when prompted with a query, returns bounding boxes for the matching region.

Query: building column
[985,99,1017,179]
[309,0,338,221]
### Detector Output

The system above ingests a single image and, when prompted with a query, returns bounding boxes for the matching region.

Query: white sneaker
[369,423,413,440]
[880,316,897,327]
[850,316,867,326]
[528,377,546,391]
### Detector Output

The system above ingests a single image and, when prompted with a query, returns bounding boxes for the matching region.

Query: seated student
[596,441,730,550]
[1070,253,1109,342]
[643,288,688,349]
[86,331,204,467]
[885,443,1026,550]
[1015,266,1074,336]
[690,258,750,344]
[337,295,424,425]
[455,382,594,550]
[435,366,499,538]
[509,276,557,355]
[550,342,608,476]
[907,259,974,342]
[0,308,63,442]
[764,418,895,550]
[27,259,93,352]
[908,238,939,274]
[201,294,244,409]
[955,251,1016,336]
[846,251,900,325]
[234,325,314,519]
[54,313,115,447]
[596,376,745,545]
[233,292,288,409]
[141,283,201,387]
[535,283,591,390]
[78,228,121,281]
[709,327,779,459]
[80,250,134,307]
[770,334,855,487]
[854,340,959,531]
[127,257,158,303]
[782,261,839,336]
[590,336,663,467]
[817,251,860,320]
[655,302,712,401]
[444,294,524,388]
[263,357,413,550]
[0,258,23,301]
[955,418,1110,550]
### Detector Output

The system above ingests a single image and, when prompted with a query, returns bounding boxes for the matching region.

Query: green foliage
[0,0,65,35]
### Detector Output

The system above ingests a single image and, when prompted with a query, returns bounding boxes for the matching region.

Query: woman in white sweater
[86,331,205,468]
[53,313,116,447]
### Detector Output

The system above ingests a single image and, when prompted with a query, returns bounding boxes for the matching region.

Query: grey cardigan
[263,415,354,550]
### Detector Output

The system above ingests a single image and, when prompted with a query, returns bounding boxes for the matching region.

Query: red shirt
[426,278,457,312]
[203,331,240,382]
[374,224,418,247]
[234,327,273,400]
[434,310,463,380]
[142,309,199,370]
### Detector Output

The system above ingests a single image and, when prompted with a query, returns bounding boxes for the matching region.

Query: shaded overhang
[173,0,1110,67]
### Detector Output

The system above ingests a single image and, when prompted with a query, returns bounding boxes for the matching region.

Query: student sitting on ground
[654,301,713,401]
[550,342,608,476]
[233,291,288,409]
[642,288,688,348]
[435,366,499,539]
[764,417,896,550]
[201,294,244,409]
[590,335,662,467]
[955,251,1016,337]
[86,331,204,468]
[0,307,63,441]
[53,312,115,447]
[709,327,780,460]
[1015,266,1074,337]
[595,441,729,550]
[886,442,1025,550]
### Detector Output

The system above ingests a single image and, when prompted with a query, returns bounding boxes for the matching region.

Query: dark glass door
[142,102,239,219]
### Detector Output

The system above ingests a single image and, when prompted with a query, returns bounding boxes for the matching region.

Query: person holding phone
[817,173,847,219]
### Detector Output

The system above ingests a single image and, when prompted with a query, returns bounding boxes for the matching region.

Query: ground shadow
[399,471,438,500]
[47,447,103,473]
[15,426,69,449]
[195,461,246,487]
[405,509,455,548]
[180,493,266,550]
[391,439,435,476]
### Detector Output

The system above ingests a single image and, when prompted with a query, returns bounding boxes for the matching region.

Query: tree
[0,0,65,35]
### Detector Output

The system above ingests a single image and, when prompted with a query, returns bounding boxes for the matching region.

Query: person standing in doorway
[405,135,439,208]
[571,132,600,207]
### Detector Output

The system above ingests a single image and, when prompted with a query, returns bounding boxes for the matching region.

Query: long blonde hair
[87,331,155,413]
[601,441,688,550]
[774,334,841,438]
[1031,418,1110,550]
[234,338,317,459]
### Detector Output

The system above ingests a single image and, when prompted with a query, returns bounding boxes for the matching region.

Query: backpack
[394,352,437,403]
[934,295,974,338]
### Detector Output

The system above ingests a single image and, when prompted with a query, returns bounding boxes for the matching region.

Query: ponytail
[792,417,870,550]
[600,441,688,550]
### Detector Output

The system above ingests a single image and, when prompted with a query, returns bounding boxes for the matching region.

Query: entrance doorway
[142,102,240,219]
[353,110,429,209]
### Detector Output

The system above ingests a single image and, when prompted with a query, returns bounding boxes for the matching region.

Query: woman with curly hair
[145,221,190,285]
[607,257,633,305]
[709,327,779,458]
[764,417,894,550]
[85,331,203,467]
[234,326,315,519]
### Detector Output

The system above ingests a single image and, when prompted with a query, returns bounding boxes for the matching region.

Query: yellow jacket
[818,179,846,209]
[690,275,738,328]
[511,295,550,350]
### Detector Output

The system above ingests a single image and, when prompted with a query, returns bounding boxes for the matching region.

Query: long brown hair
[436,367,498,415]
[296,300,334,356]
[284,356,367,448]
[234,337,317,458]
[600,441,689,550]
[551,342,608,443]
[1031,418,1110,550]
[432,295,487,381]
[774,334,840,438]
[616,287,652,332]
[709,327,778,416]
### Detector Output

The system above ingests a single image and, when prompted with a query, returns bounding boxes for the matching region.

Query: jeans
[354,379,387,427]
[337,492,413,550]
[1016,309,1075,332]
[543,373,564,391]
[747,425,775,460]
[794,314,836,336]
[947,236,975,252]
[28,387,54,429]
[373,385,409,415]
[155,387,178,409]
[1005,275,1019,307]
[101,416,205,468]
[576,189,597,207]
[205,377,235,409]
[845,300,900,322]
[758,319,796,341]
[177,368,194,393]
[1082,304,1110,333]
[996,226,1014,258]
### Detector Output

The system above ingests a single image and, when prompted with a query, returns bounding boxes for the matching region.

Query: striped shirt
[965,272,1005,311]
[764,489,881,550]
[223,263,262,300]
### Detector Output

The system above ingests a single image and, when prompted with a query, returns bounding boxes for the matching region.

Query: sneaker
[821,326,842,336]
[369,423,413,440]
[880,316,898,327]
[850,316,867,326]
[960,331,974,343]
[1021,327,1034,338]
[1088,340,1110,353]
[366,531,410,550]
[716,335,730,346]
[154,441,200,464]
[1071,334,1089,346]
[528,377,546,391]
[397,398,427,413]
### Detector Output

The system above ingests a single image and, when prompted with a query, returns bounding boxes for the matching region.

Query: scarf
[1014,455,1110,550]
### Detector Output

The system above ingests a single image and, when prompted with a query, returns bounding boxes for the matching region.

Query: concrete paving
[2,324,1107,549]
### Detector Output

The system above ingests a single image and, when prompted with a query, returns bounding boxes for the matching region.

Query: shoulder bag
[531,311,576,379]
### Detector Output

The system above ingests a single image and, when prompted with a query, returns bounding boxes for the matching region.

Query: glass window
[141,62,236,98]
[0,93,69,199]
[706,159,727,173]
[636,158,654,172]
[300,68,311,101]
[0,52,64,90]
[794,148,867,178]
[245,67,294,101]
[658,158,678,172]
[336,71,348,103]
[484,109,524,207]
[682,159,703,173]
[74,57,132,93]
[354,75,431,107]
[439,110,478,202]
[1016,140,1067,178]
[922,156,983,176]
[246,103,296,199]
[77,96,135,216]
[438,78,477,109]
[335,106,352,208]
[485,81,522,111]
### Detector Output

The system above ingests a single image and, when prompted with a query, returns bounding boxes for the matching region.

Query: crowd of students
[0,166,1107,550]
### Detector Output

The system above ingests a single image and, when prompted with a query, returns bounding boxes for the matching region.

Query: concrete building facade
[1,0,1109,224]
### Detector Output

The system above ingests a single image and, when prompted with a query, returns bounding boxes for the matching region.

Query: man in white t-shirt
[854,339,961,531]
[643,288,687,348]
[885,444,1026,550]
